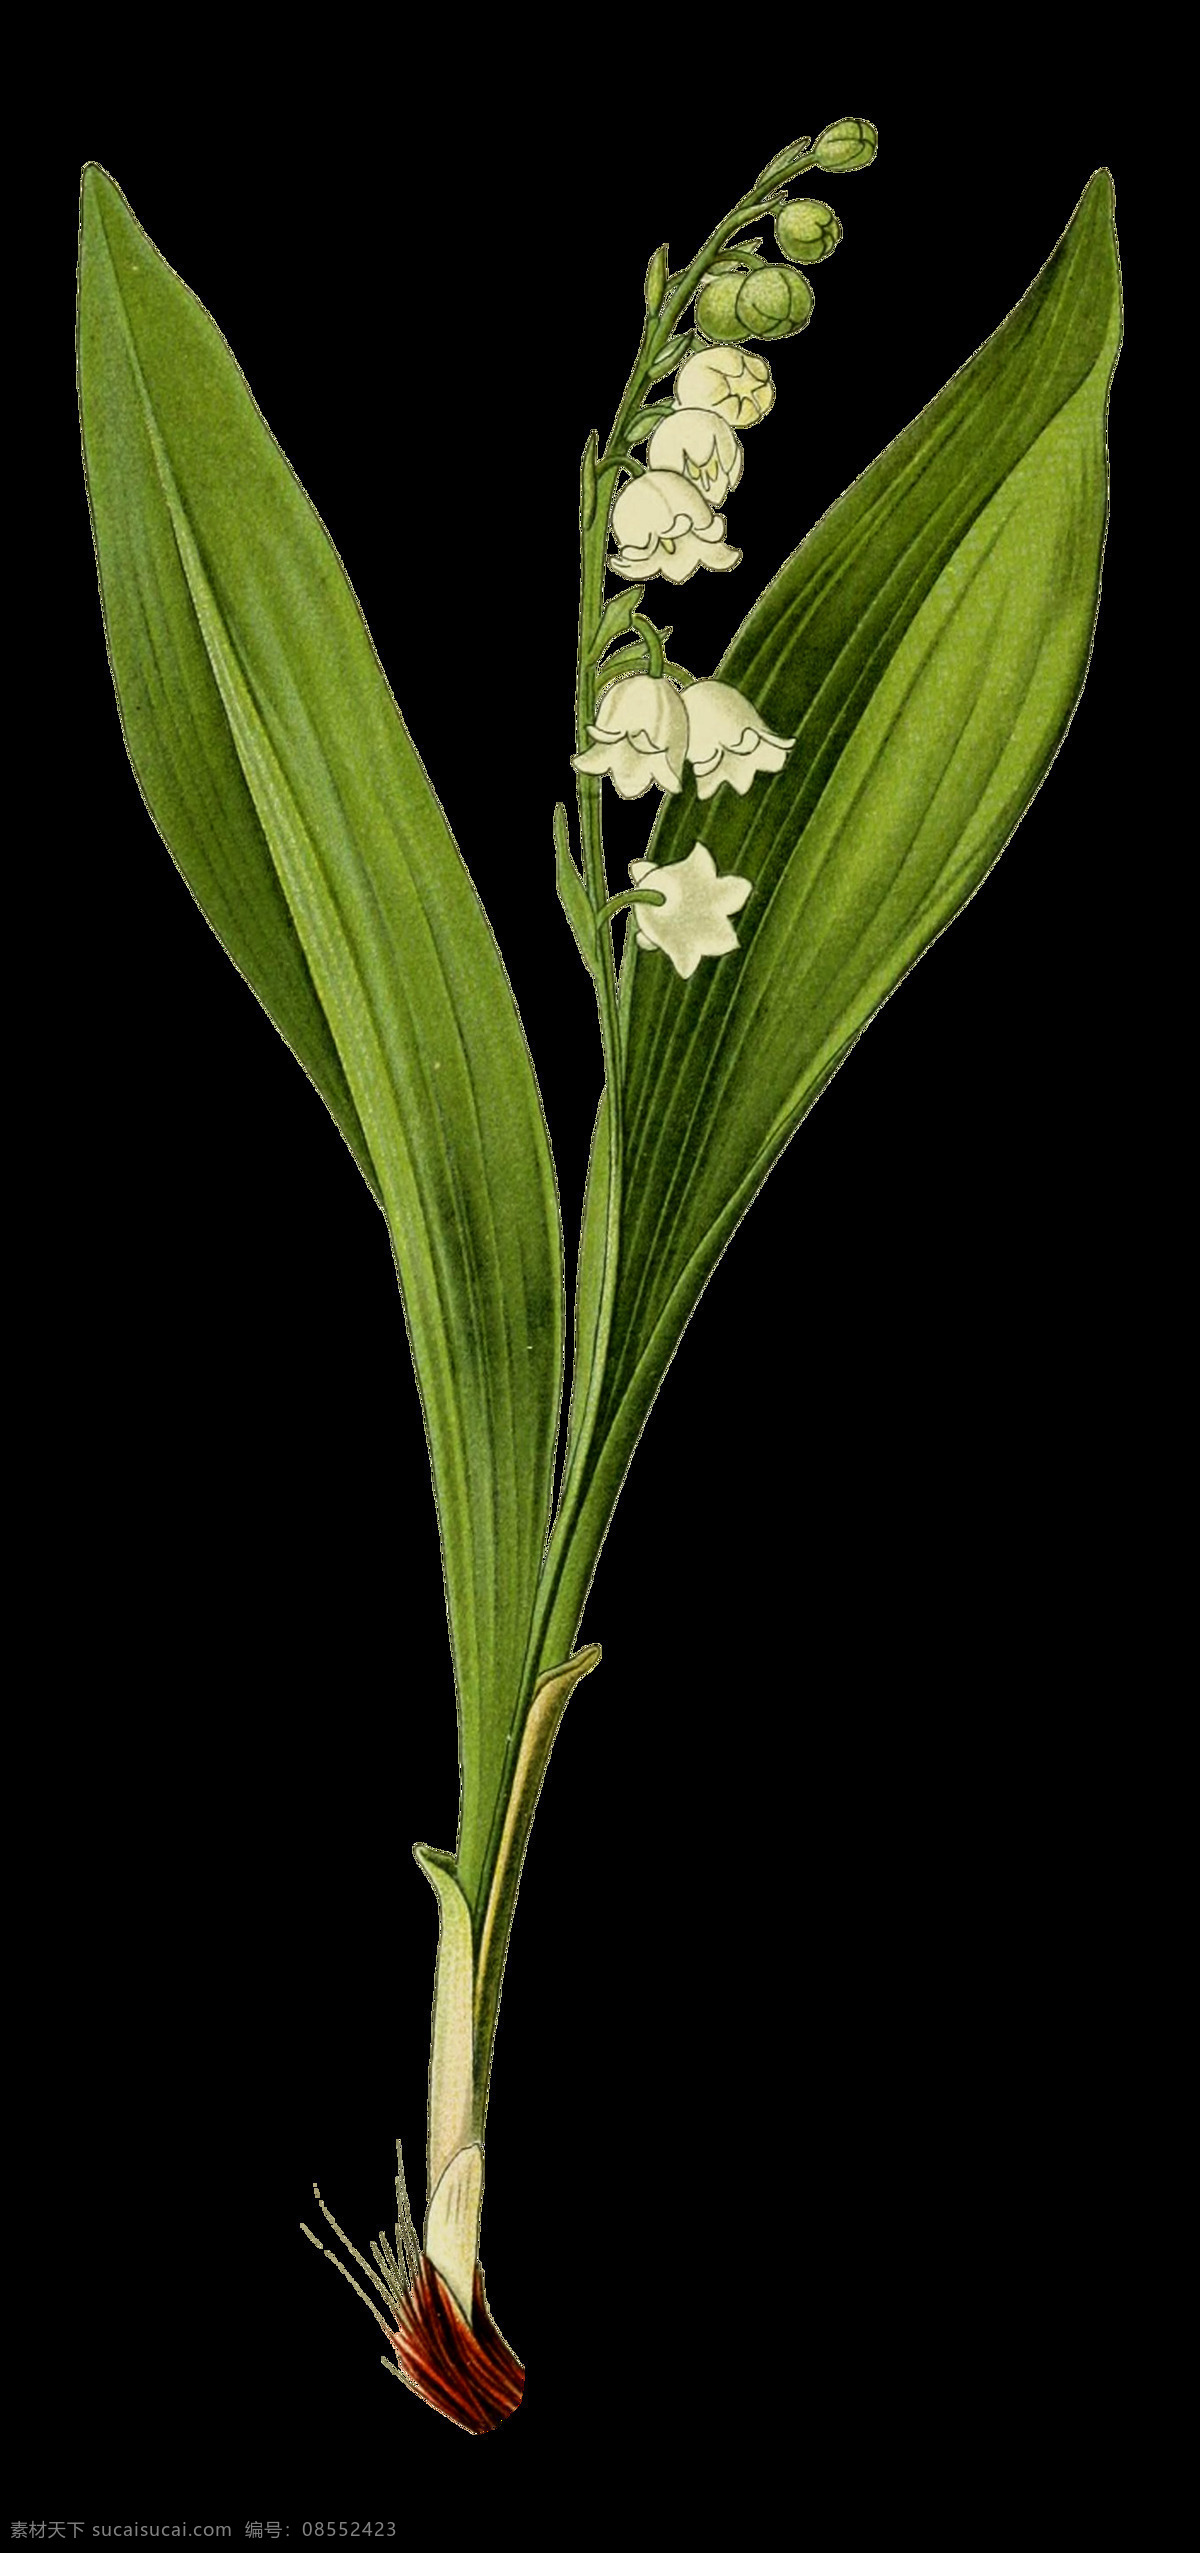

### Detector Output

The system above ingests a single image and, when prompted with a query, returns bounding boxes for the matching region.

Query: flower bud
[674,346,775,429]
[694,272,751,344]
[774,198,843,263]
[645,243,668,316]
[811,115,878,171]
[734,264,814,341]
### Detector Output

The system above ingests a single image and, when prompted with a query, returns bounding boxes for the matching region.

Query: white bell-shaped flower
[610,470,741,584]
[571,675,689,799]
[629,843,752,979]
[646,408,744,506]
[683,680,796,800]
[673,346,776,429]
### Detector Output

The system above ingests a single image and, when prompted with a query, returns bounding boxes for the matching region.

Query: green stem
[630,613,664,678]
[508,177,809,1685]
[452,434,629,1961]
[441,151,825,2202]
[469,1645,602,2123]
[461,170,798,1920]
[596,887,666,928]
[575,455,629,1393]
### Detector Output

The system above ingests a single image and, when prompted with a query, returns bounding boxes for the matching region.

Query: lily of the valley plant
[77,120,1120,2433]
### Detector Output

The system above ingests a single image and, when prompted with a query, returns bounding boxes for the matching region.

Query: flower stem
[595,887,666,928]
[440,148,827,2219]
[574,441,628,1375]
[504,162,813,1699]
[630,613,665,678]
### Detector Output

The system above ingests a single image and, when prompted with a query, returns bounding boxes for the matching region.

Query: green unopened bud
[812,115,878,172]
[645,243,668,316]
[695,273,752,344]
[734,264,815,341]
[774,198,843,264]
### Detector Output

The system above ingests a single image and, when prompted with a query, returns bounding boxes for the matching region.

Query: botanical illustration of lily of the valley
[77,120,1120,2433]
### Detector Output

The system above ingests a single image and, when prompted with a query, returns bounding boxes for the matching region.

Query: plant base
[389,2259,525,2433]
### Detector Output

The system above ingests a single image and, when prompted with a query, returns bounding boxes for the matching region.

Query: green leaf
[647,331,697,378]
[77,223,379,1200]
[554,805,596,978]
[738,190,790,223]
[625,402,676,445]
[581,428,599,529]
[471,1642,602,2112]
[589,586,644,661]
[755,140,813,187]
[413,1846,478,2195]
[78,168,564,1903]
[570,171,1120,1570]
[563,1091,611,1485]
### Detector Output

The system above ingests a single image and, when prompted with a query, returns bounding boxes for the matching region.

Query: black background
[17,54,1144,2524]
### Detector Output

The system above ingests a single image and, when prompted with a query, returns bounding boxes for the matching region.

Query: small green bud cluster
[695,265,813,345]
[774,198,843,265]
[811,114,878,172]
[694,116,877,346]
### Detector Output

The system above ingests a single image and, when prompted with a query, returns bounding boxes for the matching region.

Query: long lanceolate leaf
[555,173,1119,1626]
[78,169,563,1898]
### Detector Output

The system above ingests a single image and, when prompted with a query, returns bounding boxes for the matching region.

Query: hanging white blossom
[673,346,776,428]
[628,844,752,978]
[682,680,796,799]
[645,408,744,506]
[571,675,689,798]
[609,470,740,584]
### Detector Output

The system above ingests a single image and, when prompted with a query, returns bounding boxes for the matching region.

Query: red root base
[390,2258,525,2434]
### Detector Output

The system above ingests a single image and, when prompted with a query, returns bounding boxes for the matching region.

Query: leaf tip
[79,160,117,214]
[1076,164,1119,246]
[412,1841,458,1885]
